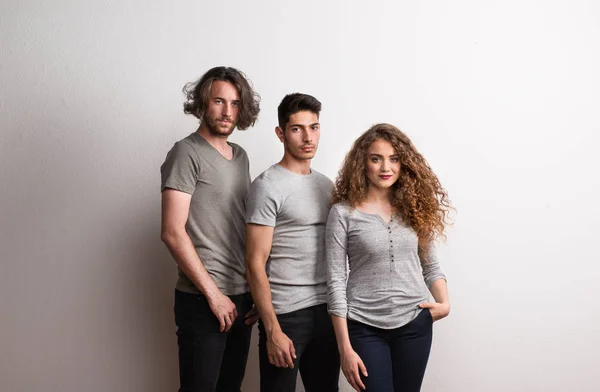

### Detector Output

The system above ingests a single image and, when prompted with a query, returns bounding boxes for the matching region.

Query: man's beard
[204,114,236,137]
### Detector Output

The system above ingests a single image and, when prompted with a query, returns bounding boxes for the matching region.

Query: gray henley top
[326,202,446,329]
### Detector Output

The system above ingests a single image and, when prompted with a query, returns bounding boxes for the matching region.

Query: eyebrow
[289,122,320,128]
[368,153,399,157]
[213,96,239,102]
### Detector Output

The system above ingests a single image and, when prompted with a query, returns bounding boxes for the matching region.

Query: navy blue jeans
[174,289,254,392]
[258,304,340,392]
[348,309,433,392]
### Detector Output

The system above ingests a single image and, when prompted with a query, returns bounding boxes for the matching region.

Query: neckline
[354,208,395,226]
[192,132,236,161]
[274,163,314,177]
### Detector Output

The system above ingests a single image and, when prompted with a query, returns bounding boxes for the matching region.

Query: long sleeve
[325,204,349,319]
[325,204,441,329]
[419,243,446,288]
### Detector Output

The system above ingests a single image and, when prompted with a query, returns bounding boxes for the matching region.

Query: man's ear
[275,126,285,143]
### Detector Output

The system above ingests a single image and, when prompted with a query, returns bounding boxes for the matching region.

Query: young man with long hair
[160,66,260,392]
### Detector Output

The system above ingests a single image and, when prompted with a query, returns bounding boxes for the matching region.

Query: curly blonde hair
[332,123,452,247]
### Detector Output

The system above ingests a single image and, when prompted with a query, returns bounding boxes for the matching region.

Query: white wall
[2,0,599,391]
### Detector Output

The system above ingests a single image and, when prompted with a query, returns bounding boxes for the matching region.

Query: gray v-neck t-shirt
[326,202,446,329]
[245,164,334,314]
[161,132,250,295]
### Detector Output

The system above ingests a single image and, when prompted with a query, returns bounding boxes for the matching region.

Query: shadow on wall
[101,203,181,391]
[117,200,266,391]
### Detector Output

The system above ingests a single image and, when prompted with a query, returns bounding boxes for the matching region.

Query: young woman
[326,123,452,392]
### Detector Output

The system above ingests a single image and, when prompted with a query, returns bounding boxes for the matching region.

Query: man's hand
[267,329,296,368]
[207,292,238,332]
[419,302,450,321]
[340,348,368,391]
[244,305,260,326]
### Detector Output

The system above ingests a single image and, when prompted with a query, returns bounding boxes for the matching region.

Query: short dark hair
[277,93,321,128]
[182,66,261,130]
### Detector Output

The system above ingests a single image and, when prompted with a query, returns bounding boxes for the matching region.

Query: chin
[370,179,393,189]
[211,128,234,137]
[292,152,315,160]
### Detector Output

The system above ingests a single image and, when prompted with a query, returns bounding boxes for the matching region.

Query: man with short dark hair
[245,93,340,392]
[161,66,260,392]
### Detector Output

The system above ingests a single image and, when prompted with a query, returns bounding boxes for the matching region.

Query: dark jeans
[258,303,340,392]
[174,289,254,392]
[348,309,433,392]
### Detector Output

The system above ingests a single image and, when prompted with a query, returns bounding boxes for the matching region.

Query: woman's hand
[340,347,368,391]
[419,302,450,321]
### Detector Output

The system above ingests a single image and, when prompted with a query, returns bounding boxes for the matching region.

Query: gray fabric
[245,164,334,315]
[326,202,446,329]
[161,132,250,295]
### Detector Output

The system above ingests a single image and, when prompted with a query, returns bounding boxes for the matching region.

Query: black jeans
[348,309,433,392]
[174,289,254,392]
[258,303,340,392]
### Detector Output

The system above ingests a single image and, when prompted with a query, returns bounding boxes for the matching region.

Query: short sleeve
[245,176,280,227]
[160,141,200,195]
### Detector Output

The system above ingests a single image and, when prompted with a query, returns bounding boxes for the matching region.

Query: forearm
[246,263,280,335]
[429,278,449,305]
[331,315,353,354]
[162,230,221,299]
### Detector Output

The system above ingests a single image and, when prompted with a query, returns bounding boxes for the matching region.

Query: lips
[379,175,392,180]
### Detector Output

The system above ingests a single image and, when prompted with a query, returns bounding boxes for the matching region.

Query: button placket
[388,218,394,271]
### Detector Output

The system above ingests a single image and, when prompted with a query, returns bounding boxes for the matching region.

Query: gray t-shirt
[245,164,334,315]
[161,132,250,295]
[326,202,446,329]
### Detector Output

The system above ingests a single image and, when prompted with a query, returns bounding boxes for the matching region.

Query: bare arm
[429,278,449,305]
[419,278,450,321]
[161,189,237,332]
[245,223,296,368]
[331,315,367,391]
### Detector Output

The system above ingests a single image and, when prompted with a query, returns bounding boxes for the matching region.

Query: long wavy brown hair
[182,66,261,130]
[332,123,452,248]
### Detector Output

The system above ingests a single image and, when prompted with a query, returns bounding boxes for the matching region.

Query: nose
[381,159,390,172]
[302,130,312,143]
[222,103,232,117]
